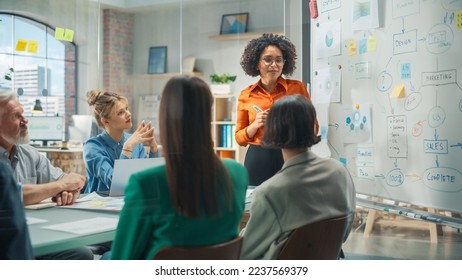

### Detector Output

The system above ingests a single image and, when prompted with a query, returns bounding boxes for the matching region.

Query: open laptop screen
[109,157,165,197]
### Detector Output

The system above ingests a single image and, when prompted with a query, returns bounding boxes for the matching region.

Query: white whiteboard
[311,0,462,213]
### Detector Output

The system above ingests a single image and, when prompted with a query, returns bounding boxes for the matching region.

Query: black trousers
[244,144,284,186]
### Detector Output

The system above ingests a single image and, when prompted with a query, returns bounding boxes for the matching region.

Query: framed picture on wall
[148,46,167,74]
[220,13,249,35]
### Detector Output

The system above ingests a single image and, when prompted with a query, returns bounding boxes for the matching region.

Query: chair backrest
[277,215,348,260]
[153,236,243,260]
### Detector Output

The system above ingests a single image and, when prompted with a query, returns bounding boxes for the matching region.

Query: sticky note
[15,39,27,51]
[457,11,462,29]
[367,36,377,52]
[28,40,38,53]
[339,157,347,165]
[359,39,367,54]
[391,84,405,98]
[55,27,65,40]
[321,126,328,140]
[63,29,75,42]
[348,40,357,56]
[401,63,411,80]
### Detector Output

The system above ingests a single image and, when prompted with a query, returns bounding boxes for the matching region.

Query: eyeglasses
[261,57,285,66]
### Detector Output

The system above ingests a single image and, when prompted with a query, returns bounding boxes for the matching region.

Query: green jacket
[111,159,248,260]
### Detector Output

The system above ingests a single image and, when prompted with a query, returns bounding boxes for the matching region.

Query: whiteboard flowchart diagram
[312,0,462,212]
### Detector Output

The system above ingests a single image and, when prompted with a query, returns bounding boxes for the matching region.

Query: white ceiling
[94,0,232,10]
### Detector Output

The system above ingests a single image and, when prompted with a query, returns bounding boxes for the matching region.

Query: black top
[0,159,34,260]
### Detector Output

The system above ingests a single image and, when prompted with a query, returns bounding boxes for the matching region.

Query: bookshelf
[208,30,284,41]
[212,94,239,161]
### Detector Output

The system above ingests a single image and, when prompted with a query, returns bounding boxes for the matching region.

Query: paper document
[26,217,48,225]
[61,192,124,211]
[42,217,119,235]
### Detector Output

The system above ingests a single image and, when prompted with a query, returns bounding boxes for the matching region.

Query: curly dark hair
[240,33,297,77]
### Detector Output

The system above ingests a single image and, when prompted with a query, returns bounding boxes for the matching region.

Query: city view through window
[0,13,76,118]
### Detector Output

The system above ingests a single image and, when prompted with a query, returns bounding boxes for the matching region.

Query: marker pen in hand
[253,105,263,113]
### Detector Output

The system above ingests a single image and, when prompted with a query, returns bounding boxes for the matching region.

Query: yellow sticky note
[28,40,38,53]
[15,39,27,51]
[348,40,357,56]
[64,29,74,42]
[367,36,377,52]
[391,84,405,98]
[457,11,462,29]
[55,27,65,40]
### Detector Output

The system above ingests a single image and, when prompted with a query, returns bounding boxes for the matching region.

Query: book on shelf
[219,124,236,148]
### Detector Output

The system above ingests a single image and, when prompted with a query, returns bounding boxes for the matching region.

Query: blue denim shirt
[83,130,158,193]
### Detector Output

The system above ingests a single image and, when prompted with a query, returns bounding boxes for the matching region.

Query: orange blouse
[235,77,319,146]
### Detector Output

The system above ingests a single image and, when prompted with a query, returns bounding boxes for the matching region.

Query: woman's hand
[246,109,270,139]
[124,120,154,150]
[253,109,269,129]
[144,121,158,153]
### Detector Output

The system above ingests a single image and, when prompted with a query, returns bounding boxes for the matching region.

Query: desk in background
[26,207,118,257]
[37,147,86,176]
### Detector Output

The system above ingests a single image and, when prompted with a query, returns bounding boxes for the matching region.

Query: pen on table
[404,212,421,219]
[421,216,442,223]
[383,208,402,215]
[253,105,263,113]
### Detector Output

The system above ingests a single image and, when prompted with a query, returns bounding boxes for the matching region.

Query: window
[0,13,77,118]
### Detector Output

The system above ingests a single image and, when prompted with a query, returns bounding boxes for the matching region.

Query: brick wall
[103,9,134,98]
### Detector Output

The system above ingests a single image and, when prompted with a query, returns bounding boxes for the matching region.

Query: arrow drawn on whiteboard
[394,158,398,168]
[435,155,440,167]
[327,139,340,158]
[456,81,462,92]
[401,17,405,33]
[406,173,422,181]
[418,37,426,42]
[385,57,392,68]
[328,123,339,130]
[434,129,439,141]
[450,143,462,149]
[375,174,385,179]
[410,81,415,92]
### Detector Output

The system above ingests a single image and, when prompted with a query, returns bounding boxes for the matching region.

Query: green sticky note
[64,29,74,42]
[55,27,65,40]
[28,40,38,53]
[15,39,27,51]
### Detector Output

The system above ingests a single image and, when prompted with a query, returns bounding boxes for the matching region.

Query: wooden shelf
[131,72,202,79]
[212,94,239,161]
[208,31,284,41]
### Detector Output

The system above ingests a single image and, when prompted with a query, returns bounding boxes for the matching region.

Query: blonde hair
[87,90,127,128]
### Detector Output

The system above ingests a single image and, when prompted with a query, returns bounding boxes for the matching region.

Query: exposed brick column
[103,9,134,98]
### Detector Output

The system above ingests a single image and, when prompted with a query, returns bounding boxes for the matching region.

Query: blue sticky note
[339,157,347,165]
[359,39,367,54]
[321,126,328,140]
[401,63,411,80]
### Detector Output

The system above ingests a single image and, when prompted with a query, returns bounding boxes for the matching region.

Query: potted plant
[210,73,237,94]
[0,67,14,91]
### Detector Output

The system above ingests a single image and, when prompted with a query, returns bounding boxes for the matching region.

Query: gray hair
[0,91,16,119]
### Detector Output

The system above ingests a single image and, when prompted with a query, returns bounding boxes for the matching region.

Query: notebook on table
[108,157,165,197]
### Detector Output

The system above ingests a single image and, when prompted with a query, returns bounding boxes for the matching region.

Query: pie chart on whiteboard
[325,31,334,47]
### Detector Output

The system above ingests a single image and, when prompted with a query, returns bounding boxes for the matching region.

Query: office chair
[277,215,348,260]
[153,236,243,260]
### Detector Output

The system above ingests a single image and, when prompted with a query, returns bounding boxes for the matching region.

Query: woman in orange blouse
[236,33,318,186]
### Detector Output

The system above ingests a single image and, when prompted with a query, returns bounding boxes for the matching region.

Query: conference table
[26,186,256,257]
[26,207,119,257]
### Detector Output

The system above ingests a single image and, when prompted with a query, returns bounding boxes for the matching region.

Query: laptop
[108,157,165,197]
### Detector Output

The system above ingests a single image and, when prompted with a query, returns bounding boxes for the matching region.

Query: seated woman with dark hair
[110,76,248,260]
[240,94,356,260]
